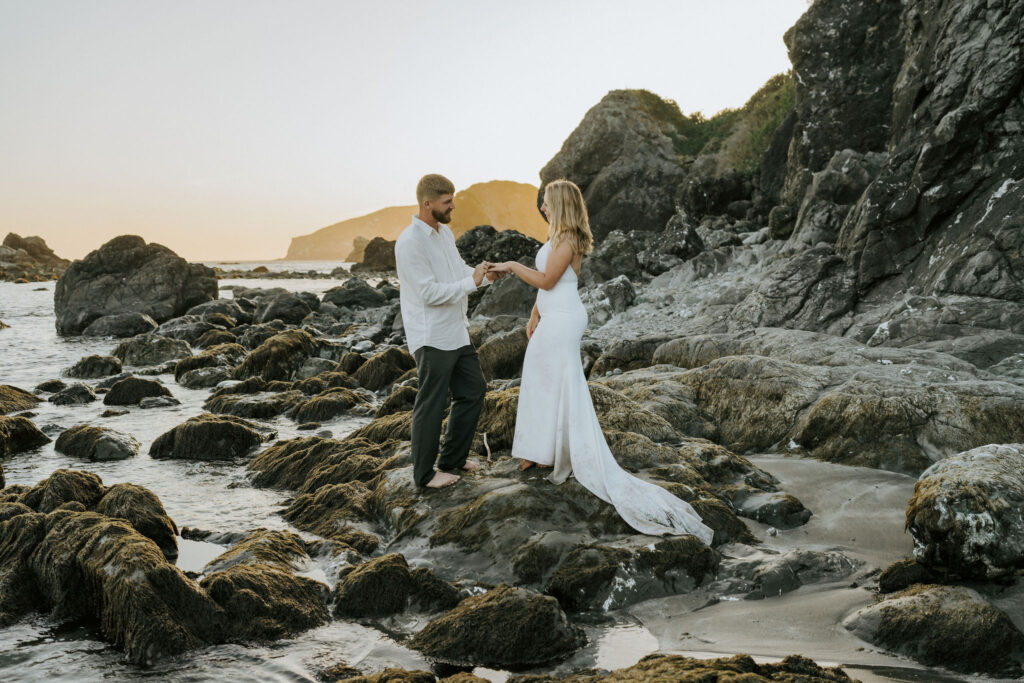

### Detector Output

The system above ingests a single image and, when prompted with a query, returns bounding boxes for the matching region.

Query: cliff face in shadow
[284,180,549,260]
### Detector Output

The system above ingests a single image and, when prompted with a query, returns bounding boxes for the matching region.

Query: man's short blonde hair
[416,174,455,205]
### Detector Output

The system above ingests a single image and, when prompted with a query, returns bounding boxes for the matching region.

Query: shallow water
[0,278,1013,682]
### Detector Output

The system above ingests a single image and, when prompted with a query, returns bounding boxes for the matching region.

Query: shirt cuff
[461,275,478,293]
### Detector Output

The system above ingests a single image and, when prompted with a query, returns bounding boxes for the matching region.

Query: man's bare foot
[536,463,552,469]
[425,471,460,489]
[518,459,535,471]
[461,459,482,472]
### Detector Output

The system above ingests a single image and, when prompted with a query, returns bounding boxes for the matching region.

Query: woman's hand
[527,315,539,339]
[487,261,513,273]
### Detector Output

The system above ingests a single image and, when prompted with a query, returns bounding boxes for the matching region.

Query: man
[395,174,502,489]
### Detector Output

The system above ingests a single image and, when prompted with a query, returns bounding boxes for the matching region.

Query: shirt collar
[411,215,442,237]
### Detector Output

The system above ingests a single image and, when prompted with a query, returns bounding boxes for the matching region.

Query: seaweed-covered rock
[843,585,1024,676]
[150,413,267,461]
[352,347,416,392]
[55,425,140,461]
[0,384,40,415]
[193,328,237,349]
[333,553,459,618]
[906,443,1024,578]
[202,529,309,574]
[54,234,217,336]
[92,482,178,560]
[0,415,51,457]
[291,387,372,423]
[112,333,192,366]
[102,377,173,406]
[174,342,247,382]
[408,584,584,668]
[205,389,305,420]
[233,329,321,382]
[513,653,856,682]
[17,469,105,513]
[48,382,97,405]
[477,327,528,380]
[33,379,66,394]
[178,366,231,389]
[65,355,123,379]
[376,385,417,418]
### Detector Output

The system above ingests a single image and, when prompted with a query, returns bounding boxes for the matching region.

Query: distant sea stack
[0,233,70,282]
[284,180,549,260]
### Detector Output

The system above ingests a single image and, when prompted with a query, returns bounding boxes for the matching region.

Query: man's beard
[432,208,452,224]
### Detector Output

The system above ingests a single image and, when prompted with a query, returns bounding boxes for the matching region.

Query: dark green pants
[411,344,487,486]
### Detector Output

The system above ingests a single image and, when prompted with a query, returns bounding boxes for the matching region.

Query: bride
[486,179,714,543]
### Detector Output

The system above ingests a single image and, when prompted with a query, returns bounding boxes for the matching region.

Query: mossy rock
[150,413,266,460]
[291,387,371,423]
[842,584,1024,676]
[204,390,305,419]
[18,469,105,513]
[174,342,247,381]
[200,562,330,641]
[0,415,51,457]
[877,559,944,594]
[376,385,417,417]
[409,584,584,668]
[232,329,321,381]
[0,384,40,415]
[102,377,172,406]
[337,351,367,375]
[293,371,358,396]
[203,528,309,574]
[55,425,140,461]
[348,411,413,444]
[332,553,459,618]
[352,347,416,392]
[193,328,237,349]
[478,327,528,380]
[247,436,400,491]
[331,670,435,683]
[92,482,178,560]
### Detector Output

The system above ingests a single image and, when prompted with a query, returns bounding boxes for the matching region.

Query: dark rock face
[539,90,689,240]
[255,293,312,325]
[80,312,159,338]
[781,0,903,206]
[48,382,98,405]
[54,425,140,461]
[473,271,537,318]
[0,415,51,457]
[102,377,173,406]
[350,237,396,273]
[112,333,192,366]
[477,327,528,380]
[332,554,459,618]
[150,414,267,461]
[54,235,217,336]
[322,277,388,310]
[456,226,543,266]
[65,354,123,379]
[580,231,641,285]
[906,444,1024,579]
[155,316,220,344]
[843,585,1024,676]
[408,584,585,668]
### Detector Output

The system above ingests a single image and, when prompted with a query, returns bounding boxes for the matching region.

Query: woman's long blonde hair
[544,179,594,255]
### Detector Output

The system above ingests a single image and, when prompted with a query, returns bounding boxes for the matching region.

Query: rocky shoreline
[3,0,1023,679]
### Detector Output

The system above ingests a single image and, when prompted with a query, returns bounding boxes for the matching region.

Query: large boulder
[65,354,122,379]
[906,444,1024,579]
[473,271,536,318]
[580,230,641,285]
[843,585,1024,676]
[254,293,312,325]
[322,277,388,310]
[538,90,690,240]
[352,347,416,392]
[80,312,159,338]
[455,225,542,266]
[232,329,322,382]
[408,584,585,668]
[0,384,40,414]
[150,414,267,461]
[350,237,396,273]
[332,553,459,618]
[54,235,217,336]
[54,425,140,461]
[477,327,528,380]
[48,382,97,405]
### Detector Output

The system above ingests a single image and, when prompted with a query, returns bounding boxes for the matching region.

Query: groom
[395,174,500,489]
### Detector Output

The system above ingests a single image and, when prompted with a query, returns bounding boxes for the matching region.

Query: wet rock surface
[55,425,140,461]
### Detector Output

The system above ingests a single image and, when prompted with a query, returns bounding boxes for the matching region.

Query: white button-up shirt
[395,216,482,354]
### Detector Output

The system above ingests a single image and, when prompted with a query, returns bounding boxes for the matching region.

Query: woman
[486,179,714,542]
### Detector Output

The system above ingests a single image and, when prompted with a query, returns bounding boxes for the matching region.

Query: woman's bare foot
[425,471,460,488]
[536,463,552,469]
[518,459,535,471]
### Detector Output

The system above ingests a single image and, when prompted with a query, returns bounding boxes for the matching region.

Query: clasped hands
[473,261,513,285]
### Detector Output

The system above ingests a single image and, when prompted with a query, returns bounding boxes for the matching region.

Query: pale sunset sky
[1,0,809,261]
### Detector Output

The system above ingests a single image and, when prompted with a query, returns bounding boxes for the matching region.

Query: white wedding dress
[511,242,715,543]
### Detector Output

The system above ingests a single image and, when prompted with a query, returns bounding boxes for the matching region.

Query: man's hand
[485,268,506,282]
[473,262,488,286]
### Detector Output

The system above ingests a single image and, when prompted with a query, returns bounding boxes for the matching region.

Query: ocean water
[0,276,659,683]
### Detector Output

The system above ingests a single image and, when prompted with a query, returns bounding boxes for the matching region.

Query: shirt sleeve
[396,239,477,306]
